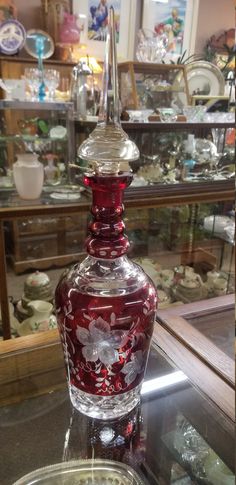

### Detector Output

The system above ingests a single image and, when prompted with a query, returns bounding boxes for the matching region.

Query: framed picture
[73,0,139,61]
[141,0,199,62]
[192,95,229,111]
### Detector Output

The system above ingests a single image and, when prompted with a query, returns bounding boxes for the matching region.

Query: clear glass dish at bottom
[13,459,146,485]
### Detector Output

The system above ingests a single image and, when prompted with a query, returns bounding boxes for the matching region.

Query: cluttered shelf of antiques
[0,182,234,340]
[0,102,234,340]
[0,47,234,343]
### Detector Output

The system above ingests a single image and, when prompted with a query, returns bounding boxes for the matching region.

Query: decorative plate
[174,61,225,106]
[0,19,26,55]
[49,125,67,139]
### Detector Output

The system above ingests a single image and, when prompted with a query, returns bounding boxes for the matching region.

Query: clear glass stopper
[78,7,139,165]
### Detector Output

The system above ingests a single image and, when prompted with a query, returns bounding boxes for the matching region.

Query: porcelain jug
[12,300,57,336]
[205,270,220,294]
[13,153,44,199]
[26,300,56,332]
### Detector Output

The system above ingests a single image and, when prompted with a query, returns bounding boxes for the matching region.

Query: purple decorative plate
[0,19,26,55]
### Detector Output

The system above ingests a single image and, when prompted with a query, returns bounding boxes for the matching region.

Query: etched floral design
[76,317,129,366]
[121,350,144,386]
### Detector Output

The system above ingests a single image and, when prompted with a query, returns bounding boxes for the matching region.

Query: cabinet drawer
[65,231,87,254]
[17,235,58,261]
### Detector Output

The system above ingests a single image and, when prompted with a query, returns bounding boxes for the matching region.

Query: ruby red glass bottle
[55,8,157,420]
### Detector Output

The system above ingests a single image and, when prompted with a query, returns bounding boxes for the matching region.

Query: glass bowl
[158,108,178,123]
[183,106,207,122]
[13,459,146,485]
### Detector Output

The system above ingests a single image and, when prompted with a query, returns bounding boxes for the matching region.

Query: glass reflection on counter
[164,413,235,484]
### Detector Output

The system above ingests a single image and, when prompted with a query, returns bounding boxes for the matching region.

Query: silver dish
[174,61,225,107]
[13,459,146,485]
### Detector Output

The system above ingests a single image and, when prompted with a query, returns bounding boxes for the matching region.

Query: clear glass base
[69,384,142,420]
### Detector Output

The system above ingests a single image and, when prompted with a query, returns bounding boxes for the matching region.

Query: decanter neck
[84,173,132,259]
[98,6,119,125]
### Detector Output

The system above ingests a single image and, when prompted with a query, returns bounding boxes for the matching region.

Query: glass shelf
[0,100,73,111]
[0,135,68,142]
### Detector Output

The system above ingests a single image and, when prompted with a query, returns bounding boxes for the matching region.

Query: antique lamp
[55,7,157,420]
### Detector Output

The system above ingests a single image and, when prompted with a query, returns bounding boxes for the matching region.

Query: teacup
[206,270,221,291]
[159,269,174,288]
[213,278,227,296]
[157,289,171,308]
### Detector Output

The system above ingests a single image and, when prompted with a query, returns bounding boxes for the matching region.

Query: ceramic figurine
[23,271,53,305]
[213,277,227,296]
[44,154,59,184]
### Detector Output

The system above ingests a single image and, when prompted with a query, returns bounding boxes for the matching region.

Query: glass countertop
[0,344,234,485]
[0,187,90,212]
[187,306,235,359]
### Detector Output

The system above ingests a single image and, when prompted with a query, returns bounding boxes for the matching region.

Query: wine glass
[44,69,60,101]
[24,68,43,101]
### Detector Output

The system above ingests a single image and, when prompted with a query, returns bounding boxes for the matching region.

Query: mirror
[25,29,55,59]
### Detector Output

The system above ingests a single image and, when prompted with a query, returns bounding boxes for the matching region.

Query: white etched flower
[76,317,129,366]
[121,350,144,386]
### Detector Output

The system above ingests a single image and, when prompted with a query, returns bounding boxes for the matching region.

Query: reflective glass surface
[0,345,234,485]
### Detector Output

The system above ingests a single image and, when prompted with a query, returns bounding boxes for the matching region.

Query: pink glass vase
[59,13,80,44]
[55,8,157,420]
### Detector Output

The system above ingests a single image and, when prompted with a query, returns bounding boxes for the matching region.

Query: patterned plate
[0,19,26,55]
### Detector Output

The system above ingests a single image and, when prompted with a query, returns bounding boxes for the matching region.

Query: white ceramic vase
[13,153,44,200]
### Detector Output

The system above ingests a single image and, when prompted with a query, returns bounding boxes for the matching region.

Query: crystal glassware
[183,105,207,123]
[24,67,42,101]
[55,8,157,420]
[44,69,60,101]
[136,29,168,63]
[159,108,177,123]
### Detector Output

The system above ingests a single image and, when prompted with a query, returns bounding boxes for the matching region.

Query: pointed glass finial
[78,7,139,168]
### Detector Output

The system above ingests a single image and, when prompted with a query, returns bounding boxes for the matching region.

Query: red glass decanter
[55,7,157,420]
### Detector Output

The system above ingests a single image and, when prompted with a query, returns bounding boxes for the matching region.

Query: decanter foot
[69,384,142,420]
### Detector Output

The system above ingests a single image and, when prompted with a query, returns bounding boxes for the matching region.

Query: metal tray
[13,459,146,485]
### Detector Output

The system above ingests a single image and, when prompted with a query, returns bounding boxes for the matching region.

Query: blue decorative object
[25,29,55,102]
[0,19,26,55]
[183,159,196,170]
[36,34,46,101]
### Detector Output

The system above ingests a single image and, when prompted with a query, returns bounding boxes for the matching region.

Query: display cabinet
[0,118,234,339]
[118,62,191,110]
[0,99,79,272]
[7,115,235,273]
[0,55,73,89]
[0,100,74,180]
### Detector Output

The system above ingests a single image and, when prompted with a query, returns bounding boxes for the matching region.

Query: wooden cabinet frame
[118,62,191,109]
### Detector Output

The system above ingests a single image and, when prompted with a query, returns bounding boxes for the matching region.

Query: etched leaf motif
[124,370,138,386]
[89,318,110,340]
[82,345,99,362]
[76,327,91,345]
[98,346,119,366]
[77,315,133,368]
[109,330,129,348]
[121,350,144,386]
